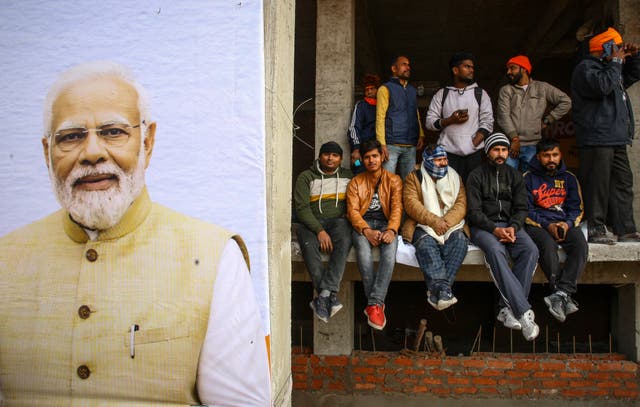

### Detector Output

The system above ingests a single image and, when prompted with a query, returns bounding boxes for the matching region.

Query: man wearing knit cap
[571,27,640,244]
[426,51,494,182]
[348,74,381,174]
[466,133,540,341]
[403,145,468,311]
[497,55,571,172]
[295,141,353,322]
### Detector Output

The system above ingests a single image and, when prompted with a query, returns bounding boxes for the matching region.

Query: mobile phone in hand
[557,226,565,239]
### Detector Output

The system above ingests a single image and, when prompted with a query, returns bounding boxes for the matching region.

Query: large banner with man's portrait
[0,1,269,333]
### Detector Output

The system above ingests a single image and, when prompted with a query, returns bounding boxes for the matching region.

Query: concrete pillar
[315,0,355,155]
[264,0,295,405]
[618,0,640,229]
[614,283,640,361]
[313,280,354,355]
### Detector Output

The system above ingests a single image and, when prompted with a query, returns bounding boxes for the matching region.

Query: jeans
[471,223,539,318]
[383,144,416,180]
[525,225,588,295]
[506,144,536,172]
[413,228,468,293]
[295,217,352,293]
[352,219,398,305]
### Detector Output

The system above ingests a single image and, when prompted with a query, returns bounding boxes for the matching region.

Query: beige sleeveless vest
[0,189,247,406]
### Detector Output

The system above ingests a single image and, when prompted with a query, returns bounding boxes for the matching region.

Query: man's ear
[42,137,50,169]
[452,66,459,77]
[143,122,156,169]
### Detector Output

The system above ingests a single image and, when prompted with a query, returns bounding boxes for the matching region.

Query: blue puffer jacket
[570,55,640,147]
[383,78,420,145]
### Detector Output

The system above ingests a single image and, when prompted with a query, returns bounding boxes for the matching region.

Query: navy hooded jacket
[523,156,584,229]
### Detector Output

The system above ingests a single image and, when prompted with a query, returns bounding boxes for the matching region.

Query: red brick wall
[292,351,639,400]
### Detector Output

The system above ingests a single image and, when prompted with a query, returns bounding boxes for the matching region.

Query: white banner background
[0,1,270,331]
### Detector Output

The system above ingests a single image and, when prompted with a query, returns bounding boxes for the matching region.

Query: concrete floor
[293,392,638,406]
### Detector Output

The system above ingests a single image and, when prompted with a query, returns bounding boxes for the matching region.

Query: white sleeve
[197,239,271,406]
[425,89,444,131]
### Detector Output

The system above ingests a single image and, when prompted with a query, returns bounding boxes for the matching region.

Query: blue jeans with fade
[352,219,398,306]
[412,228,468,293]
[383,144,416,180]
[295,217,352,294]
[506,145,536,172]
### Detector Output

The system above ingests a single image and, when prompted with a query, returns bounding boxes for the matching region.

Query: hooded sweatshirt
[524,156,584,229]
[294,160,353,233]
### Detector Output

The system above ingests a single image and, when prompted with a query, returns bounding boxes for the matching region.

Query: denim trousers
[383,144,416,180]
[295,217,352,293]
[412,228,468,293]
[506,144,536,172]
[352,219,398,306]
[470,223,539,319]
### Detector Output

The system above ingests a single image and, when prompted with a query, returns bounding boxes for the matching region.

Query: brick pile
[292,350,639,400]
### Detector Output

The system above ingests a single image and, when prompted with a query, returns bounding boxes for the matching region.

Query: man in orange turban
[497,55,571,172]
[571,27,640,244]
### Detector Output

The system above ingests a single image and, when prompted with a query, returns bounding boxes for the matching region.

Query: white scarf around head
[417,166,465,245]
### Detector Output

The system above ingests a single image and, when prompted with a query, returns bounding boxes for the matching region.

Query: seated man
[294,141,353,322]
[466,133,540,341]
[347,139,403,330]
[0,62,269,405]
[524,139,588,322]
[403,145,468,310]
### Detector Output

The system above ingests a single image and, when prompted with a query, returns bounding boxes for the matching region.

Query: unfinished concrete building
[288,0,640,404]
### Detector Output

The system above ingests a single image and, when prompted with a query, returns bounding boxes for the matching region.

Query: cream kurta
[0,188,263,406]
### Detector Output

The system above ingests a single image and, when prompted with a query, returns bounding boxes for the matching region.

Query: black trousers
[578,146,636,236]
[447,150,483,184]
[525,225,588,295]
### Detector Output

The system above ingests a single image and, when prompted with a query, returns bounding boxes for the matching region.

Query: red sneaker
[364,304,386,330]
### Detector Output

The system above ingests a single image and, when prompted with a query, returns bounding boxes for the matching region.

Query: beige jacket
[402,170,468,240]
[497,80,571,145]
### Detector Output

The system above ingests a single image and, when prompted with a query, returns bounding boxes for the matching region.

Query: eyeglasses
[51,122,142,152]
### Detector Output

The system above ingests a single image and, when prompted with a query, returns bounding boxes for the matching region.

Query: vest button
[85,249,98,262]
[78,305,91,319]
[77,365,91,379]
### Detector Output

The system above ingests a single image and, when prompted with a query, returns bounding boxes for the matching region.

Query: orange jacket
[346,168,403,234]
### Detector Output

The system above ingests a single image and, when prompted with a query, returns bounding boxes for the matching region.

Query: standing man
[0,62,270,405]
[348,74,381,174]
[347,139,403,330]
[497,55,572,172]
[524,139,587,322]
[376,55,425,180]
[294,141,353,323]
[466,133,540,341]
[571,27,640,244]
[403,145,468,311]
[426,51,494,182]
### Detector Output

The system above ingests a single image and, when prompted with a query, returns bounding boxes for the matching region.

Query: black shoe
[619,232,640,243]
[588,232,617,245]
[310,296,330,323]
[565,295,579,315]
[329,294,343,317]
[544,292,567,322]
[437,287,458,310]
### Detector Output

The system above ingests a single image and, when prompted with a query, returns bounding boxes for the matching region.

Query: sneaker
[619,232,640,243]
[497,307,522,330]
[427,290,439,310]
[565,295,579,315]
[588,226,617,245]
[329,294,343,317]
[519,309,540,341]
[310,296,330,323]
[544,292,566,322]
[437,287,458,311]
[364,304,386,330]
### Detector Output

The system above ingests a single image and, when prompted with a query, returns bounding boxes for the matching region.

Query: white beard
[50,149,146,231]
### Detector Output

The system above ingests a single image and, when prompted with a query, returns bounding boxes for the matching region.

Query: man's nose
[79,130,108,165]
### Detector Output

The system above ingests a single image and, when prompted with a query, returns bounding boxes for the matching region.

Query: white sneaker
[519,309,540,341]
[497,307,522,330]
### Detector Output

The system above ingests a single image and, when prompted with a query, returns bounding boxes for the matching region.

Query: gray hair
[43,61,151,136]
